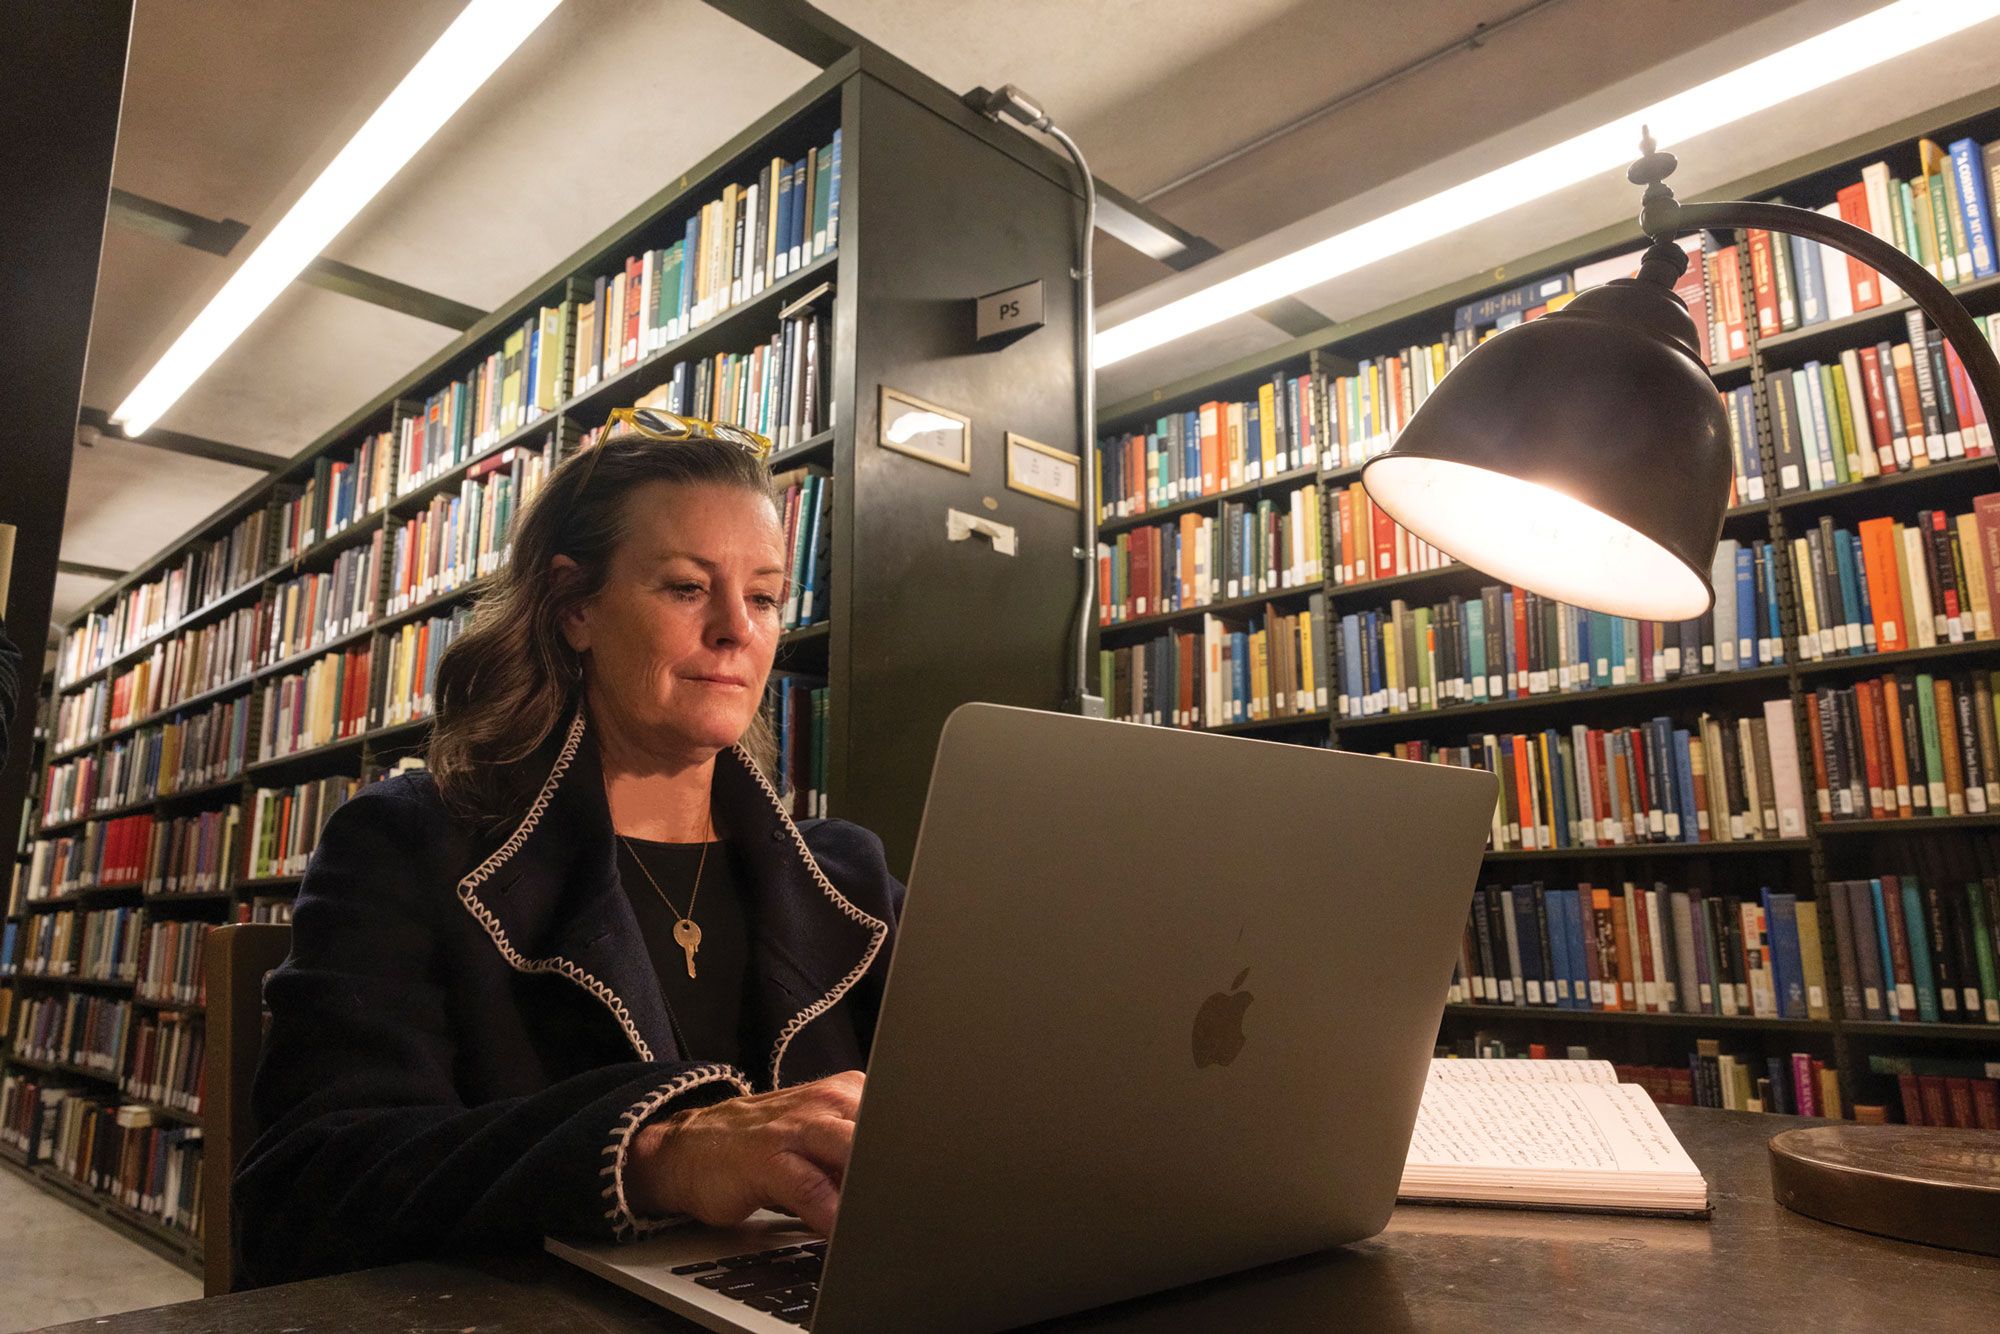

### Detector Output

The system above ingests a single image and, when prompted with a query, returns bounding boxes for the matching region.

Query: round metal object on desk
[1769,1125,2000,1257]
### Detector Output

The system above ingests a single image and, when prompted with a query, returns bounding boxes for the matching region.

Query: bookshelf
[1095,89,2000,1125]
[5,47,1088,1266]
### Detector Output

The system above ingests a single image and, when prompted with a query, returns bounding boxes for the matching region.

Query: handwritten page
[1425,1058,1618,1086]
[1401,1072,1708,1214]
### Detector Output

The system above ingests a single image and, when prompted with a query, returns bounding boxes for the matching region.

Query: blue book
[523,325,540,416]
[825,131,843,246]
[1673,728,1701,844]
[1762,542,1785,663]
[1950,138,1998,279]
[1549,730,1573,849]
[1543,887,1573,1008]
[1734,543,1757,668]
[1245,401,1263,480]
[1466,599,1487,701]
[1848,532,1875,655]
[681,216,701,326]
[1762,889,1807,1018]
[1500,591,1516,695]
[1231,631,1249,722]
[1363,612,1385,712]
[1563,890,1593,1009]
[1340,615,1365,717]
[1183,410,1200,499]
[1787,233,1827,325]
[774,163,796,278]
[1833,529,1867,656]
[1899,877,1941,1023]
[1869,879,1899,1021]
[1511,887,1548,1006]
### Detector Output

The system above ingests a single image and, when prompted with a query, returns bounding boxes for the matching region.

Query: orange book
[1935,677,1967,813]
[1857,517,1908,652]
[1590,887,1622,1011]
[1608,888,1637,1009]
[1852,680,1887,819]
[1197,401,1221,497]
[1880,674,1915,817]
[1836,183,1882,309]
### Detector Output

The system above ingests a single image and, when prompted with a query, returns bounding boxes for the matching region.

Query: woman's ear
[551,554,591,652]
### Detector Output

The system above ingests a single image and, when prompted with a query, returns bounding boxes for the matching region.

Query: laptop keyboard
[669,1240,827,1326]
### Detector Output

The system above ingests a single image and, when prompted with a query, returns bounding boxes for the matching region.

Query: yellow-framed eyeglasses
[599,407,772,459]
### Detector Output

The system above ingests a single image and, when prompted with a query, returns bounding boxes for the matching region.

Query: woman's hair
[429,435,781,826]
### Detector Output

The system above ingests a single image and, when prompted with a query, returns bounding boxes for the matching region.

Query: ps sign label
[975,279,1045,343]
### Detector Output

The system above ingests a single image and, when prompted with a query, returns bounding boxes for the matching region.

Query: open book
[1399,1059,1711,1217]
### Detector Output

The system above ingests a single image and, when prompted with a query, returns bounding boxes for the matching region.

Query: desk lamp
[1361,134,2000,1256]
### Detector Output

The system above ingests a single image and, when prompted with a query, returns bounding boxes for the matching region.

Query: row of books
[633,304,830,452]
[773,468,833,632]
[78,814,156,888]
[1432,1040,1845,1118]
[248,777,364,880]
[1451,881,1826,1020]
[41,755,95,828]
[1101,599,1332,729]
[1747,139,1997,340]
[255,644,373,762]
[385,436,556,614]
[374,607,472,730]
[1806,671,2000,820]
[122,1010,203,1117]
[96,697,250,809]
[0,1075,204,1238]
[137,920,211,1007]
[572,131,842,399]
[1387,701,1809,851]
[1094,372,1318,521]
[56,505,273,689]
[1824,874,2000,1024]
[10,908,142,983]
[9,989,129,1074]
[1095,487,1326,625]
[395,304,571,495]
[1792,504,2000,661]
[101,606,262,739]
[1335,556,1783,723]
[1767,321,1996,498]
[278,429,393,560]
[1875,1054,2000,1128]
[147,809,245,898]
[259,537,382,669]
[766,679,829,821]
[1326,479,1453,586]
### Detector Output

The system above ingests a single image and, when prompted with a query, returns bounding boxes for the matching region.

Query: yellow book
[1224,402,1246,488]
[1956,513,1993,639]
[1793,900,1831,1020]
[1296,611,1315,711]
[1257,381,1279,479]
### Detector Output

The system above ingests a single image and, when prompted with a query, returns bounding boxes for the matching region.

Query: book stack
[765,677,828,821]
[773,467,832,631]
[1096,484,1325,626]
[1824,874,1999,1024]
[115,606,260,722]
[385,435,556,614]
[136,920,211,1006]
[98,730,163,810]
[81,815,155,887]
[1387,701,1807,851]
[39,1094,203,1236]
[191,504,274,606]
[122,1011,202,1116]
[53,683,108,755]
[11,990,130,1071]
[258,539,383,668]
[155,695,253,793]
[19,839,82,903]
[374,605,473,728]
[1095,372,1317,521]
[571,130,842,397]
[395,305,571,495]
[1805,670,2000,820]
[1453,881,1826,1020]
[1335,553,1783,721]
[1876,1054,2000,1127]
[634,304,830,451]
[1326,477,1453,586]
[144,807,244,897]
[41,755,97,828]
[254,644,374,761]
[1790,504,2000,659]
[247,777,363,879]
[0,1073,67,1158]
[1749,139,1999,339]
[277,430,394,559]
[1101,598,1330,728]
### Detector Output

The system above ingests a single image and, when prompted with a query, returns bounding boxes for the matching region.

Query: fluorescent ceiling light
[1095,0,2000,367]
[111,0,563,437]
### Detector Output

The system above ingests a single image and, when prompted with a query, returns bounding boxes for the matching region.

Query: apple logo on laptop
[1192,968,1252,1068]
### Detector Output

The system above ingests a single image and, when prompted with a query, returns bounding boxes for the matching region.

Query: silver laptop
[548,702,1496,1333]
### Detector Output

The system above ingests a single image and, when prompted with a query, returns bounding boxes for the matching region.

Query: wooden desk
[40,1107,1999,1333]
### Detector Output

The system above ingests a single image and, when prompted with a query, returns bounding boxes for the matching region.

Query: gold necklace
[619,807,713,979]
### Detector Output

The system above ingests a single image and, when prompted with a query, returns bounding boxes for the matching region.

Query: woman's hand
[626,1070,863,1236]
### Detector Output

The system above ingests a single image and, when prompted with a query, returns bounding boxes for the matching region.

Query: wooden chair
[201,922,292,1296]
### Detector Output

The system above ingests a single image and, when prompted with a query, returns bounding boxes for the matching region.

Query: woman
[234,411,902,1286]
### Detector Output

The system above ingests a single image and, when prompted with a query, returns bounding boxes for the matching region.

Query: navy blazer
[234,709,903,1285]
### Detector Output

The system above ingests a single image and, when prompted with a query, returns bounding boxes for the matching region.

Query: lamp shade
[1360,268,1732,621]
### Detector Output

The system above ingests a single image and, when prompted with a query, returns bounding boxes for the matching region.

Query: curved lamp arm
[1643,191,2000,430]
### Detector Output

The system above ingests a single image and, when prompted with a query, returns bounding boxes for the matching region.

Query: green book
[1916,672,1948,815]
[1899,876,1943,1022]
[1815,365,1850,486]
[1828,363,1863,480]
[1900,179,1925,277]
[1931,171,1961,286]
[1964,881,2000,1023]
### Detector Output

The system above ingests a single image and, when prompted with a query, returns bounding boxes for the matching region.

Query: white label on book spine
[1898,983,1918,1011]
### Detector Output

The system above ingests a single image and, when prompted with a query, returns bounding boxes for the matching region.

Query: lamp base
[1769,1125,2000,1256]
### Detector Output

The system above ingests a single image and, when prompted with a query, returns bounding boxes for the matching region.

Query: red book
[1371,499,1396,581]
[1973,1079,2000,1130]
[1944,340,1989,455]
[1512,594,1530,698]
[1836,183,1882,309]
[1947,1077,1979,1129]
[1879,874,1920,1021]
[1716,246,1749,357]
[1631,886,1658,1011]
[1627,727,1655,838]
[1802,692,1832,818]
[1856,346,1897,472]
[1748,229,1779,335]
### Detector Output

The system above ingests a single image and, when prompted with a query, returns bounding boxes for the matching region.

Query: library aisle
[0,1166,197,1332]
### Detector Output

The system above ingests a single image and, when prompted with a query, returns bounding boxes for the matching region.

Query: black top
[615,834,752,1067]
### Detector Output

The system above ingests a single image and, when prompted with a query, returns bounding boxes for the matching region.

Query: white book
[1860,162,1904,302]
[1817,204,1855,320]
[1761,699,1808,838]
[1403,1060,1709,1215]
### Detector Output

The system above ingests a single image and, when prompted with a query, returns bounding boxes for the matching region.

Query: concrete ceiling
[54,0,2000,631]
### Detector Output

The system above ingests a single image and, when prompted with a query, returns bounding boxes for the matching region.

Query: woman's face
[561,479,787,762]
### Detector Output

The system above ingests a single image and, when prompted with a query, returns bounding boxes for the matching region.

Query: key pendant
[673,917,702,979]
